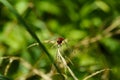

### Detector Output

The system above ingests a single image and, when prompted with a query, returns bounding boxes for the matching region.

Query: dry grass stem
[4,58,13,76]
[75,17,120,48]
[57,47,78,80]
[27,43,39,48]
[0,56,51,80]
[83,68,111,80]
[103,17,120,34]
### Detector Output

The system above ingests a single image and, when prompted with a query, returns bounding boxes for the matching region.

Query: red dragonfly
[44,37,67,48]
[28,37,73,64]
[28,37,67,48]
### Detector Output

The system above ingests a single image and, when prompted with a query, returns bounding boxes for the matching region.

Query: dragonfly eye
[57,37,64,45]
[57,40,62,44]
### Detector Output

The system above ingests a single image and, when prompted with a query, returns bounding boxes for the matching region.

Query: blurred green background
[0,0,120,80]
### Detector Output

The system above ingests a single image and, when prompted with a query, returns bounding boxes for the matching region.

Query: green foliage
[0,0,120,80]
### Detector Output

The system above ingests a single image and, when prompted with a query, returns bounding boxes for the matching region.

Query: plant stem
[0,0,61,74]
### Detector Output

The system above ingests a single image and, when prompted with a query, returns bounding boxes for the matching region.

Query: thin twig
[4,58,13,76]
[20,59,52,80]
[0,56,52,80]
[57,47,78,80]
[103,17,120,34]
[75,17,120,48]
[83,68,111,80]
[27,43,39,48]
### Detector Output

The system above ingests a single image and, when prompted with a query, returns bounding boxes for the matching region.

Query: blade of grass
[0,0,61,74]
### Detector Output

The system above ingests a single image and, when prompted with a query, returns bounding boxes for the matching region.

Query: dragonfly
[43,37,67,48]
[27,37,73,54]
[47,37,75,78]
[27,37,67,48]
[43,37,73,64]
[28,37,74,70]
[27,37,73,58]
